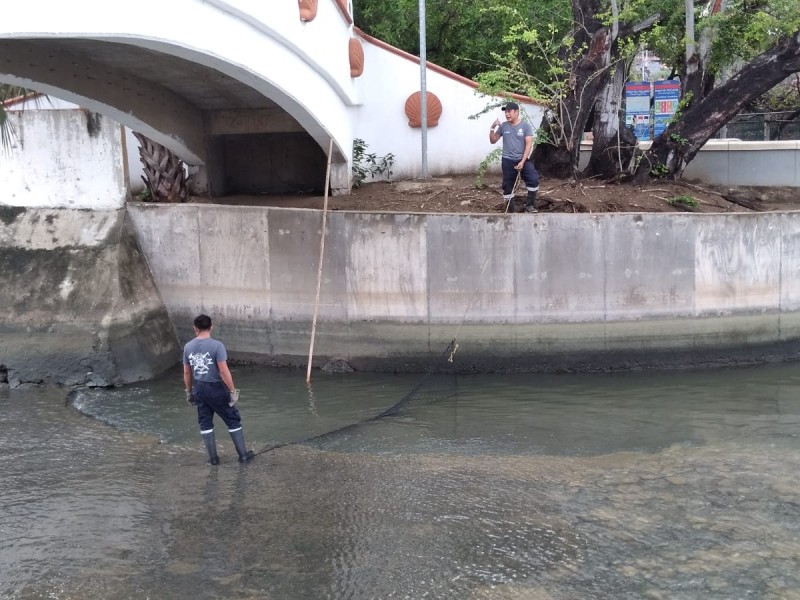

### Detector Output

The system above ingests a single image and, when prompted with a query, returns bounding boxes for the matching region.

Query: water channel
[2,361,800,599]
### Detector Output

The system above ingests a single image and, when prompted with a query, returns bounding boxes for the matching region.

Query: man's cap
[502,101,520,111]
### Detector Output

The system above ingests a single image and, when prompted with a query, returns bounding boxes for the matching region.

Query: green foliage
[352,138,395,188]
[674,91,693,119]
[648,0,800,81]
[136,188,154,202]
[0,85,22,153]
[0,85,51,154]
[468,3,579,159]
[650,162,669,177]
[667,194,699,208]
[0,108,11,154]
[1,84,28,104]
[476,147,502,187]
[669,132,689,146]
[352,0,570,81]
[473,3,572,102]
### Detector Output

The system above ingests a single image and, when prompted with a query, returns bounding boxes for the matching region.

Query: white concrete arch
[0,40,207,165]
[0,0,356,176]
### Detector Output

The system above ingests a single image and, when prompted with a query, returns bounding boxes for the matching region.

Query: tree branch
[618,12,663,38]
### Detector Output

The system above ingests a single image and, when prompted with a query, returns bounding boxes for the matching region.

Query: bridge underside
[1,38,337,196]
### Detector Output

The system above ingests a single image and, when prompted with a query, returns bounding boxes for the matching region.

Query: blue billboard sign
[625,82,651,141]
[653,80,681,138]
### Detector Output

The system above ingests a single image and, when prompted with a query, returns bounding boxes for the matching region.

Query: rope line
[253,339,458,456]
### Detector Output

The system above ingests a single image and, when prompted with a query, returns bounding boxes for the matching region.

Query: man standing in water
[489,101,540,213]
[183,314,254,465]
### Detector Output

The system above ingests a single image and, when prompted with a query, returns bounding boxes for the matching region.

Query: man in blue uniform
[183,314,254,464]
[489,101,540,213]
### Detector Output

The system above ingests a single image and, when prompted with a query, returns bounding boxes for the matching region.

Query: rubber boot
[201,430,220,465]
[525,191,538,213]
[230,428,255,463]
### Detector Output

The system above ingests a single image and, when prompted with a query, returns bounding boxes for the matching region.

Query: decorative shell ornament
[404,91,443,128]
[349,38,364,77]
[299,0,318,21]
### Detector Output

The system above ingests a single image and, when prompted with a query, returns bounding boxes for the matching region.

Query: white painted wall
[6,95,145,193]
[354,35,544,180]
[0,110,128,209]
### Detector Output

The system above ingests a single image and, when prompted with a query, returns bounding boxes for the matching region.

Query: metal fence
[717,112,800,141]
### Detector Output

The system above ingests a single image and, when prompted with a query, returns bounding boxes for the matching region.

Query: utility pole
[418,0,428,179]
[685,0,695,66]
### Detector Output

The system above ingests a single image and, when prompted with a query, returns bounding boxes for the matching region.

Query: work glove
[229,388,240,407]
[185,389,196,406]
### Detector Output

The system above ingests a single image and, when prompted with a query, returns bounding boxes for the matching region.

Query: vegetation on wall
[352,138,395,187]
[0,84,27,152]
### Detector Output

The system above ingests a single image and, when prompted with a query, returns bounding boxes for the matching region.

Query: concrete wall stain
[83,110,103,138]
[0,206,27,226]
[0,209,179,387]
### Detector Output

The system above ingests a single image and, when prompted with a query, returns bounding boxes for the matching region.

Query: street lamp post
[418,0,428,179]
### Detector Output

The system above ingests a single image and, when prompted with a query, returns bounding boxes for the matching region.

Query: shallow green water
[2,363,799,599]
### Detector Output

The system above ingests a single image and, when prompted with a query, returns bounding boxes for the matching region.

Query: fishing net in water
[253,339,460,456]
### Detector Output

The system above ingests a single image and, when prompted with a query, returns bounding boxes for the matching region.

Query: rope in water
[252,339,458,456]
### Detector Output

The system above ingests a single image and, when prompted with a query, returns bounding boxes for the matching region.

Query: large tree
[473,0,661,178]
[367,0,800,181]
[635,1,800,181]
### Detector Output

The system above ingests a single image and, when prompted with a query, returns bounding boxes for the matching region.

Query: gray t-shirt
[183,337,228,383]
[498,119,534,161]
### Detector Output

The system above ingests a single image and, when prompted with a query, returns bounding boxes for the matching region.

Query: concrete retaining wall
[682,140,800,187]
[580,140,800,187]
[0,207,180,387]
[127,204,800,372]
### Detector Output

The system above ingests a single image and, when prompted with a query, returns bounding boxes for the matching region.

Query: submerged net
[253,339,460,456]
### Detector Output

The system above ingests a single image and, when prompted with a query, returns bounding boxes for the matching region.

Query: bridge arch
[0,0,357,194]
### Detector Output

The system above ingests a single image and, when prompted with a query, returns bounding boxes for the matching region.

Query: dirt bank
[196,174,800,215]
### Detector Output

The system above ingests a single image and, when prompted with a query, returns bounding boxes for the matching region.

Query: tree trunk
[133,132,191,203]
[635,30,800,183]
[587,58,637,178]
[534,0,613,179]
[533,118,575,179]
